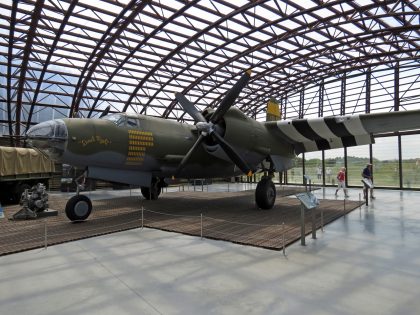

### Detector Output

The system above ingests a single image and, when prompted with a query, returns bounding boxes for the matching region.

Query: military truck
[0,146,56,203]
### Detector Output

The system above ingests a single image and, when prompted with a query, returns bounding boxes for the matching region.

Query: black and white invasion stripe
[276,115,374,154]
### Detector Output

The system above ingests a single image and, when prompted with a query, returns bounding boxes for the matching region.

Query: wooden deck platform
[0,187,363,255]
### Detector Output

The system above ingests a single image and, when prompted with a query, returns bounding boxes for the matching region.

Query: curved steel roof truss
[0,0,419,137]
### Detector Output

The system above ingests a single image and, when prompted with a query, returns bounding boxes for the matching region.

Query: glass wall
[324,148,345,186]
[372,137,399,188]
[346,145,370,186]
[271,62,420,190]
[286,156,303,185]
[304,151,323,185]
[401,134,420,188]
[281,134,420,190]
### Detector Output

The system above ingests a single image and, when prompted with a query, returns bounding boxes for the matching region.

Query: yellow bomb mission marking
[126,130,154,165]
[79,135,112,147]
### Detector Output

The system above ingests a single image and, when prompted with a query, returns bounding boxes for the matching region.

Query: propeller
[174,70,253,177]
[99,105,111,118]
[175,93,206,123]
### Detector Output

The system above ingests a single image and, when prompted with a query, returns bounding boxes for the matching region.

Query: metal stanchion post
[201,181,204,192]
[359,193,361,209]
[311,207,316,239]
[344,198,346,213]
[44,220,48,250]
[228,182,230,192]
[200,213,203,240]
[300,205,305,246]
[321,208,324,232]
[282,222,286,256]
[141,207,144,229]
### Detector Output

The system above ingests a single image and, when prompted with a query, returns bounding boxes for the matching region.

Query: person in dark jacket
[362,163,375,199]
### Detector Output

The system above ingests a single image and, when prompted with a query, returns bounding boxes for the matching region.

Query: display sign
[295,192,319,209]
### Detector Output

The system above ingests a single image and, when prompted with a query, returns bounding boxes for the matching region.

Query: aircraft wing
[266,109,420,155]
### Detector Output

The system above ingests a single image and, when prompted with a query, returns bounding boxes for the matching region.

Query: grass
[284,157,420,189]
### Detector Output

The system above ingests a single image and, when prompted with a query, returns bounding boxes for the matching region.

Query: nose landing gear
[65,171,92,222]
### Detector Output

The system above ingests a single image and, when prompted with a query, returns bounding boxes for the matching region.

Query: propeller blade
[211,131,253,176]
[210,70,251,124]
[99,105,111,118]
[174,134,205,176]
[175,92,207,123]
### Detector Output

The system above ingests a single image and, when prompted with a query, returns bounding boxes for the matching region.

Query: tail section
[266,98,281,122]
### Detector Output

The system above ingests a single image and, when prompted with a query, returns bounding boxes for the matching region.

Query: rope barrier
[143,208,200,218]
[203,215,280,227]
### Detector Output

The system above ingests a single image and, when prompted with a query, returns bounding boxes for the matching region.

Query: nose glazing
[26,119,68,160]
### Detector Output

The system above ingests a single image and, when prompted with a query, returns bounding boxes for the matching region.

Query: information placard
[296,192,319,210]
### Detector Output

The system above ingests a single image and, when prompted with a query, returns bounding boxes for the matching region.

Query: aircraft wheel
[65,194,92,221]
[141,186,161,200]
[255,177,276,209]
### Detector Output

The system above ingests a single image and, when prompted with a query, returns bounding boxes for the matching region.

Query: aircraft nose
[26,119,68,160]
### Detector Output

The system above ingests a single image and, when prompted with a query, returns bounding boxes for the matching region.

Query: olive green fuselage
[60,108,294,183]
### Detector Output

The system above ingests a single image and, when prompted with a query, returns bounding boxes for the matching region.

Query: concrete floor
[1,185,419,315]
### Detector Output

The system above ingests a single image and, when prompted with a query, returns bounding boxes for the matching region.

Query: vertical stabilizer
[266,98,281,121]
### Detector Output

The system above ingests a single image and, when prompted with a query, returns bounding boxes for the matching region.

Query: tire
[65,195,92,221]
[255,177,276,209]
[141,186,161,200]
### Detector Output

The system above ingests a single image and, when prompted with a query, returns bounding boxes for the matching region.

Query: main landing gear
[141,177,165,200]
[255,175,276,210]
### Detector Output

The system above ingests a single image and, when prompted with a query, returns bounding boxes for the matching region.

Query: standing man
[326,167,332,183]
[335,167,349,198]
[317,165,322,180]
[362,163,375,199]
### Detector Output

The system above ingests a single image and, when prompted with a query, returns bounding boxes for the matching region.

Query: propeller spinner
[174,70,253,177]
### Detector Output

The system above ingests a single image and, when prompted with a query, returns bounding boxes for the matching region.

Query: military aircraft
[26,71,420,221]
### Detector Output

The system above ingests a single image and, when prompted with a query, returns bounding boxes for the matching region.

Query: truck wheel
[255,177,276,209]
[65,195,92,221]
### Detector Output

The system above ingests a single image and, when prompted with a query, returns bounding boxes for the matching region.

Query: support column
[366,67,371,114]
[394,62,400,112]
[340,73,346,116]
[318,80,324,118]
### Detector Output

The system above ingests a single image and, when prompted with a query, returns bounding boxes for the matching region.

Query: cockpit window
[126,117,138,127]
[101,114,141,128]
[101,113,126,126]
